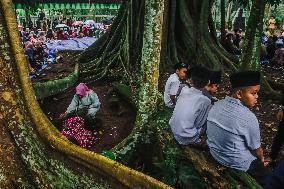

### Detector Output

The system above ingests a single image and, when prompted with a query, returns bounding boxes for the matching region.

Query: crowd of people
[19,12,113,77]
[164,62,284,188]
[20,11,112,40]
[221,15,284,68]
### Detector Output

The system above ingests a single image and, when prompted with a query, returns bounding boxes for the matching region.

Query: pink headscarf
[76,83,89,97]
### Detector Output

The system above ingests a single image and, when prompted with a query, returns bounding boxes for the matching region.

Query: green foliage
[153,131,207,188]
[232,0,282,7]
[101,151,117,161]
[153,141,180,186]
[231,0,251,8]
[266,0,282,6]
[178,162,207,189]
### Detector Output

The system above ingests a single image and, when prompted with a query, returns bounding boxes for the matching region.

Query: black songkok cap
[229,71,260,89]
[209,71,222,84]
[174,62,188,70]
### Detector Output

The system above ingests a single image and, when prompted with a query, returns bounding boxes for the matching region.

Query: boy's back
[206,96,260,171]
[170,86,211,144]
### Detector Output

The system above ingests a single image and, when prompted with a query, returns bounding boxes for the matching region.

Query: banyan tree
[0,0,283,188]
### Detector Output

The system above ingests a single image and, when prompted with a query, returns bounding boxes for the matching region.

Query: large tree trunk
[113,0,166,166]
[239,0,279,95]
[240,0,265,70]
[77,0,237,83]
[74,0,263,188]
[5,0,280,188]
[0,0,171,188]
[220,0,226,45]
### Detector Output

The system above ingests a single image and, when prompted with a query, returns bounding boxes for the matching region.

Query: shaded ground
[32,51,136,153]
[31,51,77,83]
[40,81,136,153]
[261,65,284,84]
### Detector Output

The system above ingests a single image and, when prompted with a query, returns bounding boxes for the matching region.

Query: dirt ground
[31,52,77,83]
[40,81,136,153]
[36,52,136,153]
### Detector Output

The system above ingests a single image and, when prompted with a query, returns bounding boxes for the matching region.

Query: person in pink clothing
[60,83,101,125]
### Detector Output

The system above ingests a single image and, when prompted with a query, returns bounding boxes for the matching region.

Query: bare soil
[34,52,136,153]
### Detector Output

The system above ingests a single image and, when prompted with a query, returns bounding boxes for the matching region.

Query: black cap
[188,65,211,88]
[209,71,222,84]
[174,62,188,70]
[230,71,260,89]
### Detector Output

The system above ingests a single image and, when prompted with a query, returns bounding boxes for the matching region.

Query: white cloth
[164,73,181,108]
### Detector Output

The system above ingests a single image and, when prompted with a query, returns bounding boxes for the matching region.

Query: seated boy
[176,69,222,105]
[203,70,222,104]
[206,71,270,187]
[170,66,212,145]
[164,62,188,108]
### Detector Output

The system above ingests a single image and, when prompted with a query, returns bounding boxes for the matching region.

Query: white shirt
[164,73,180,108]
[170,86,212,144]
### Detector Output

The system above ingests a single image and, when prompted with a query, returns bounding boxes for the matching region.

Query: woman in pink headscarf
[60,83,101,125]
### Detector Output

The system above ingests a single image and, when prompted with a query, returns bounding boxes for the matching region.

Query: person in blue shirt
[170,66,212,145]
[176,69,222,105]
[203,70,222,104]
[206,71,270,187]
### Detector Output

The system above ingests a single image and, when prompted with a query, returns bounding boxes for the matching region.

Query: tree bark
[114,0,166,165]
[220,0,226,45]
[0,1,172,188]
[240,0,265,70]
[6,0,279,187]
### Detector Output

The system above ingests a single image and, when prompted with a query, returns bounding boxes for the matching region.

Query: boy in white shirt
[164,62,188,108]
[170,66,211,145]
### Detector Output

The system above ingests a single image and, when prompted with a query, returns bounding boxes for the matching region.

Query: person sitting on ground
[60,83,101,126]
[224,33,240,55]
[206,71,270,187]
[46,29,54,40]
[33,41,45,67]
[164,62,188,108]
[175,69,191,98]
[271,39,284,67]
[203,70,222,104]
[176,69,221,105]
[269,90,284,161]
[266,36,277,62]
[170,66,212,145]
[24,41,37,72]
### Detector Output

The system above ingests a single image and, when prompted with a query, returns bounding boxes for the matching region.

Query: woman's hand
[264,157,271,167]
[59,112,68,119]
